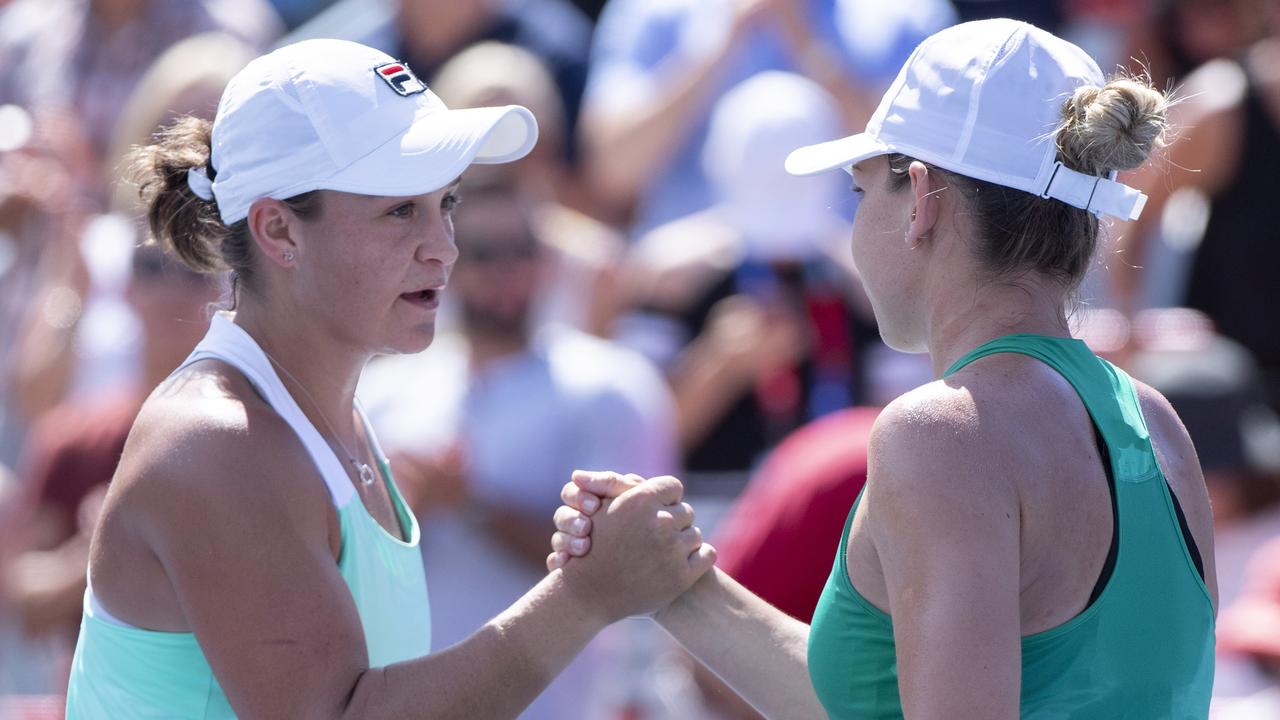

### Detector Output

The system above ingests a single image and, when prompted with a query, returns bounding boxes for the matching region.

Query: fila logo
[375,61,426,97]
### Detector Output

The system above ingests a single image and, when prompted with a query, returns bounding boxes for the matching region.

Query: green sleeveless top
[65,314,432,719]
[807,334,1215,719]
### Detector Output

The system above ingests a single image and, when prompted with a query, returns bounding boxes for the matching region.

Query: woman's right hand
[549,471,715,622]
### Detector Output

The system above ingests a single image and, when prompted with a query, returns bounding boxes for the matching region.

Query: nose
[415,209,459,268]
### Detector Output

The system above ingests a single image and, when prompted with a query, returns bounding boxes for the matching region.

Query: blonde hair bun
[1059,76,1169,175]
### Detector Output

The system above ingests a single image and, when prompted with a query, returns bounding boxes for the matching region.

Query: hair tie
[187,166,215,201]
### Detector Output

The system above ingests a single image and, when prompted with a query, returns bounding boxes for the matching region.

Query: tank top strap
[175,312,356,508]
[943,334,1159,483]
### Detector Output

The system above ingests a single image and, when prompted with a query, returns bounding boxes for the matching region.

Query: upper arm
[866,390,1022,720]
[132,409,367,718]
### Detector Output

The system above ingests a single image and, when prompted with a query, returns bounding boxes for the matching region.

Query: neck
[925,274,1071,378]
[466,327,528,371]
[232,298,369,449]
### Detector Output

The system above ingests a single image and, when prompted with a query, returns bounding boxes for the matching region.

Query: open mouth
[401,287,442,307]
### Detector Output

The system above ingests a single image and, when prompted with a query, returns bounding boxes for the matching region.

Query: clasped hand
[546,471,715,621]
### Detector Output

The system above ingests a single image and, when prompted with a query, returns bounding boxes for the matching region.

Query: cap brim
[785,133,891,177]
[314,104,539,197]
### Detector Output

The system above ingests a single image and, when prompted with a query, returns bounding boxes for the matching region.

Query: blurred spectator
[266,0,339,28]
[1115,14,1280,411]
[616,71,882,477]
[1,108,97,458]
[580,0,955,231]
[105,32,260,214]
[950,0,1063,30]
[359,171,677,720]
[2,32,254,454]
[0,0,281,194]
[1128,0,1274,90]
[1213,536,1280,718]
[431,42,626,336]
[287,0,593,166]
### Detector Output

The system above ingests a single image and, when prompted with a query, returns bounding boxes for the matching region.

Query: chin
[874,316,929,355]
[379,324,437,356]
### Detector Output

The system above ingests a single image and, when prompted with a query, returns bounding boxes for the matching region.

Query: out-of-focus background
[1,0,1279,718]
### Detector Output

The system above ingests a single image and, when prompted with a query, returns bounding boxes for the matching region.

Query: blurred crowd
[0,0,1278,718]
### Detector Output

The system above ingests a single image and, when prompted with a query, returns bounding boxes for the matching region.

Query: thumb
[572,470,642,499]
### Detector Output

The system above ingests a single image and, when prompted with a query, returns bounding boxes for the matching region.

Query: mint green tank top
[65,314,432,719]
[807,334,1215,719]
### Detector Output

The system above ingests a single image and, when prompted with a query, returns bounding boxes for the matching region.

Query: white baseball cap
[188,38,539,224]
[785,19,1148,221]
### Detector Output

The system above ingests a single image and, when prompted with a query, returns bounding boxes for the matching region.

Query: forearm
[654,568,822,720]
[343,570,607,720]
[788,36,875,131]
[670,339,750,450]
[583,49,734,207]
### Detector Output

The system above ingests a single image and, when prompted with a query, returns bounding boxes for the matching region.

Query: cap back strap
[1039,161,1147,221]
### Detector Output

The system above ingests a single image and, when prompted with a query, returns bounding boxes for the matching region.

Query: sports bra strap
[175,312,362,508]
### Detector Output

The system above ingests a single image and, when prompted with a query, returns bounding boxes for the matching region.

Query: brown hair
[886,75,1169,290]
[128,116,323,296]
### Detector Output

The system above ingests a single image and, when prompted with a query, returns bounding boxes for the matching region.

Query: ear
[906,161,941,248]
[246,198,300,268]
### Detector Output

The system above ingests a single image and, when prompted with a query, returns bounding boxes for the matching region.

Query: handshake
[543,471,718,624]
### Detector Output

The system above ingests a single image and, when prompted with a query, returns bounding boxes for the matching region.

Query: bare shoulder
[867,379,1018,516]
[109,360,331,543]
[1128,378,1198,465]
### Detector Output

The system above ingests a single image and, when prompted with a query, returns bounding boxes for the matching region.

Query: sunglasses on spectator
[458,238,540,265]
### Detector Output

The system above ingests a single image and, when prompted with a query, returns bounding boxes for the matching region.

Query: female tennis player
[551,19,1217,719]
[66,39,714,718]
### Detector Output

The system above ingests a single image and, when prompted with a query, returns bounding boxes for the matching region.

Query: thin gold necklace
[260,346,376,487]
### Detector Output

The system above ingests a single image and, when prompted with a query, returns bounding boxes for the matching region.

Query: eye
[851,184,865,197]
[441,192,461,214]
[388,201,416,218]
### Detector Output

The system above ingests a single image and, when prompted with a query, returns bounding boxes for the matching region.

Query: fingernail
[572,518,587,533]
[583,496,599,512]
[572,538,588,553]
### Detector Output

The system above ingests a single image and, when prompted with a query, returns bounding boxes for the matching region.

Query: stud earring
[283,251,295,263]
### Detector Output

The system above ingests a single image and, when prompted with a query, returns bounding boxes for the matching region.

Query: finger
[677,525,703,553]
[547,551,568,571]
[688,542,718,577]
[572,470,642,501]
[640,475,685,506]
[551,531,591,557]
[561,481,602,515]
[554,505,592,536]
[659,501,695,530]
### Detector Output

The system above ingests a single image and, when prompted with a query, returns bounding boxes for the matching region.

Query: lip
[399,285,444,311]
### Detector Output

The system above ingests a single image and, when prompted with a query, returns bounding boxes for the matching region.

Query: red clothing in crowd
[24,393,139,542]
[713,406,878,623]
